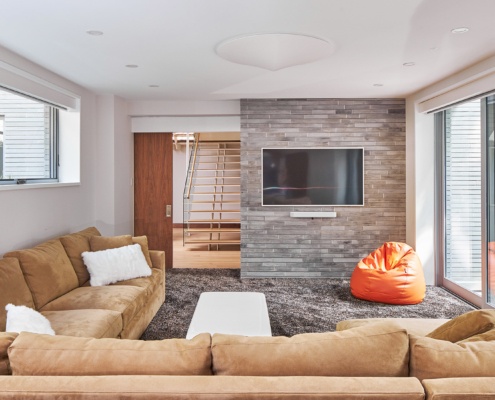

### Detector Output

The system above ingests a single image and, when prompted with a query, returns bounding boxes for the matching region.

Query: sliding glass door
[436,96,494,308]
[486,95,495,306]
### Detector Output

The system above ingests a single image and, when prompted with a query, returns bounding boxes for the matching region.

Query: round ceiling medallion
[216,33,335,71]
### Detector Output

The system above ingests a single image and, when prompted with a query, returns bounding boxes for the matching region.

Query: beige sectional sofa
[0,312,495,400]
[1,228,495,399]
[0,312,495,398]
[0,227,165,339]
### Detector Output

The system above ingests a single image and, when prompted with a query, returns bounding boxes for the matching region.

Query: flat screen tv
[262,148,364,206]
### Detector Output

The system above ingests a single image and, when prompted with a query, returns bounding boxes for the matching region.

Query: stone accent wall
[240,98,406,278]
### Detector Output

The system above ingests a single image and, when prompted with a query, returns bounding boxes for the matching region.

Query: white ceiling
[1,0,495,101]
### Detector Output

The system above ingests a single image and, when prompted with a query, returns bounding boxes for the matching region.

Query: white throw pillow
[5,304,55,335]
[82,243,152,286]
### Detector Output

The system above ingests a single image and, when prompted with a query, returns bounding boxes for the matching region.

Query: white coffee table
[186,292,272,339]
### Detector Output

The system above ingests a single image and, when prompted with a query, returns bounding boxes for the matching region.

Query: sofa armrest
[0,332,18,375]
[149,250,165,272]
[336,318,450,337]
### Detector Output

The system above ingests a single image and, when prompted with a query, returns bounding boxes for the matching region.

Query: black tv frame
[261,147,364,207]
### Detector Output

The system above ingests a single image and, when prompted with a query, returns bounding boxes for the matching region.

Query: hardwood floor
[172,228,240,269]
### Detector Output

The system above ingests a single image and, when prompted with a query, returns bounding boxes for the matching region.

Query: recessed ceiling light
[451,27,469,34]
[125,64,139,68]
[149,85,159,88]
[86,30,103,36]
[373,83,384,87]
[403,62,416,67]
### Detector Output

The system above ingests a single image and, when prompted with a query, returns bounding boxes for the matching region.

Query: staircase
[183,135,240,249]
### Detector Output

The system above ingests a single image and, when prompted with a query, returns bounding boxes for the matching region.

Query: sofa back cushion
[9,332,212,376]
[426,309,495,342]
[59,227,101,286]
[211,323,409,377]
[5,240,79,309]
[89,235,133,251]
[0,258,35,331]
[409,334,495,381]
[0,332,17,375]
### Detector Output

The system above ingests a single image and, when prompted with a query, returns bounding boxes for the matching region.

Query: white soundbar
[289,212,337,218]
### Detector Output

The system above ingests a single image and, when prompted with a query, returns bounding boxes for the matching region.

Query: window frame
[0,89,60,186]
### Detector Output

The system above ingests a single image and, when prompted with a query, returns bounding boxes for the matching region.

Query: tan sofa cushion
[0,376,426,399]
[9,332,212,376]
[40,285,148,329]
[0,332,17,375]
[42,309,123,338]
[337,317,450,337]
[89,235,133,251]
[409,335,495,381]
[5,240,78,310]
[111,268,163,297]
[423,377,495,400]
[59,227,101,286]
[212,322,409,377]
[426,309,495,342]
[0,258,34,331]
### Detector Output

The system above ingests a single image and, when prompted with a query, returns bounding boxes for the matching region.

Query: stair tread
[184,239,241,244]
[196,159,240,161]
[188,209,240,213]
[190,200,240,204]
[193,184,240,187]
[193,176,240,179]
[191,192,241,195]
[184,228,241,233]
[195,168,241,171]
[187,219,240,223]
[196,151,241,156]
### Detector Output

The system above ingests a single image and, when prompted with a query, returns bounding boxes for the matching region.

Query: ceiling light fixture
[451,27,469,34]
[149,85,159,88]
[403,62,416,67]
[373,84,384,87]
[86,30,103,36]
[125,64,139,68]
[216,33,335,71]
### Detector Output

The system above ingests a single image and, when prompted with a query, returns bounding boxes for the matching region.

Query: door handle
[166,205,172,218]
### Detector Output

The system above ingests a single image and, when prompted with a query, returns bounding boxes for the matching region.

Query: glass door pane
[487,95,495,306]
[444,99,482,295]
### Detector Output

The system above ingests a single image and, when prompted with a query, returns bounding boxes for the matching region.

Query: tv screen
[262,148,364,206]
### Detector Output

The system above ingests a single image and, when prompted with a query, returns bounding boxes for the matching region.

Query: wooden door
[134,132,173,269]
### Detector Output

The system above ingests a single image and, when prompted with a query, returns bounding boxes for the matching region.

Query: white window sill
[0,182,80,191]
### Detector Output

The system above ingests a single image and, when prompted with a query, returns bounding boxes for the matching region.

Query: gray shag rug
[141,268,475,340]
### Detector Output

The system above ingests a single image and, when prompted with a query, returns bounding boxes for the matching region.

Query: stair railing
[185,133,200,200]
[183,133,200,245]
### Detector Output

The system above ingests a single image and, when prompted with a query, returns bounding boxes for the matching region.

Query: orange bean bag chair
[350,242,426,305]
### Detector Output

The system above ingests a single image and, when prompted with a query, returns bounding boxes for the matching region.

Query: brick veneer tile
[240,98,406,278]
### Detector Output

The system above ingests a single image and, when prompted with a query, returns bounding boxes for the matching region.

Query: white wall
[0,46,98,256]
[405,103,435,284]
[406,55,495,285]
[94,95,133,236]
[113,96,133,235]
